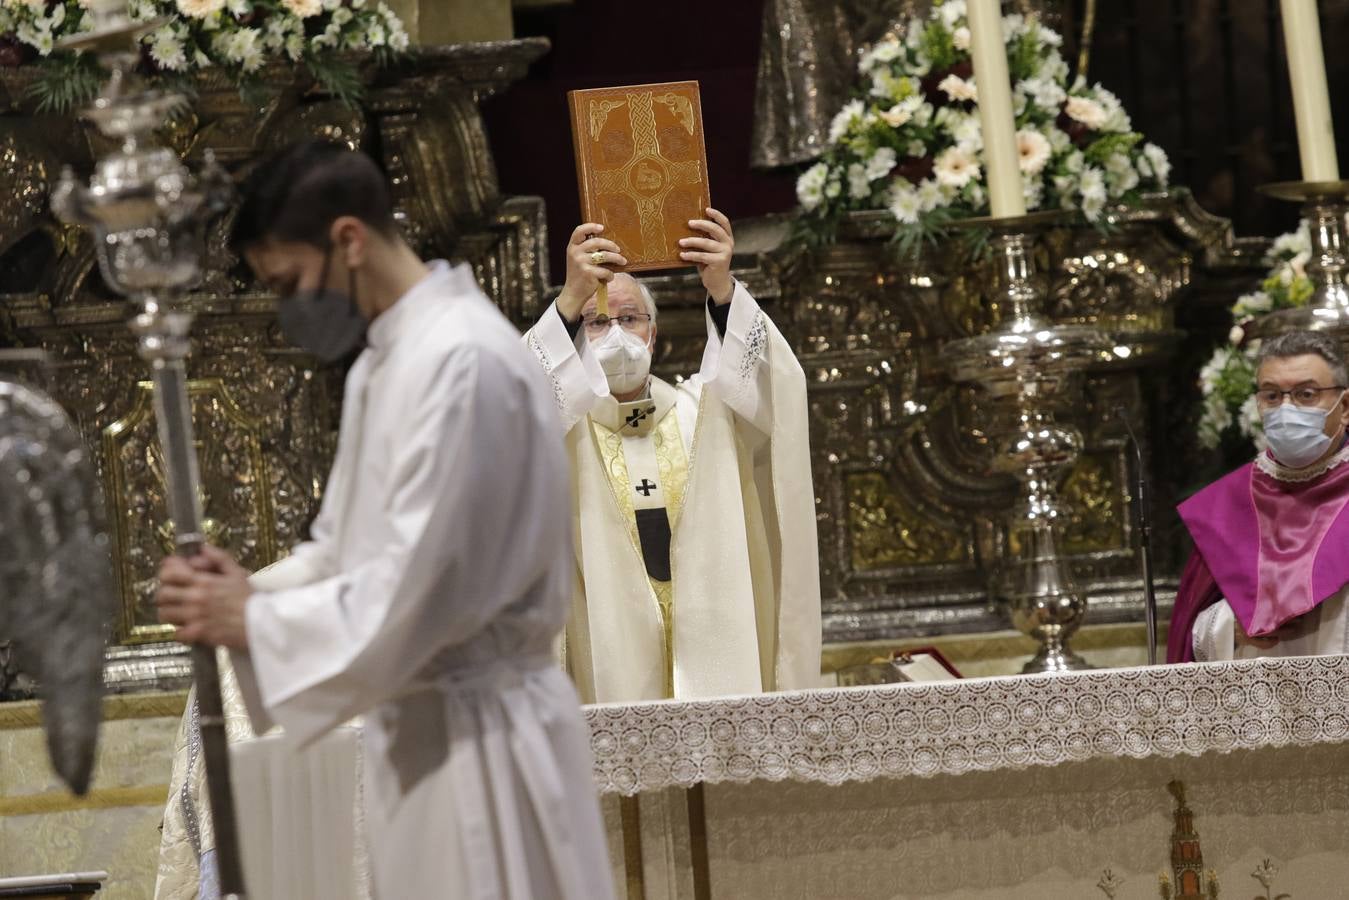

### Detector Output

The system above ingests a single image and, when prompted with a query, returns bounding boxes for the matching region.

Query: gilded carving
[1059,452,1124,555]
[102,379,277,643]
[847,472,967,570]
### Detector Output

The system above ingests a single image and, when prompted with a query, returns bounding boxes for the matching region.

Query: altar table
[583,656,1349,900]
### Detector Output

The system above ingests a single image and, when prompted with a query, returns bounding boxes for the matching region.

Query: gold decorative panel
[847,472,966,570]
[102,380,276,644]
[1061,452,1125,556]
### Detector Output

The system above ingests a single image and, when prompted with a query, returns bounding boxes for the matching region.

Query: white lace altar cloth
[583,655,1349,795]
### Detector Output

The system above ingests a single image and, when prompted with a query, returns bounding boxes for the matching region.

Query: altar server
[156,140,613,900]
[522,211,822,701]
[1169,330,1349,662]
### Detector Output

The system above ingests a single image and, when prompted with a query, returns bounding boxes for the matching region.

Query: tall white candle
[1281,0,1340,181]
[967,0,1027,217]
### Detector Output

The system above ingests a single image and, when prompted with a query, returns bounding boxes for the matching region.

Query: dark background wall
[483,0,1349,281]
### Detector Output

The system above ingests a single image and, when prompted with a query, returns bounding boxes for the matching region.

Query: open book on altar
[567,80,712,272]
[833,647,963,687]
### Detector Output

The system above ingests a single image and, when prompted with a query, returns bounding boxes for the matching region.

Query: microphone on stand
[1116,406,1159,665]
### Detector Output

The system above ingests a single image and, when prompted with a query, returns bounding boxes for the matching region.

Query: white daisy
[934,146,980,189]
[1016,129,1051,176]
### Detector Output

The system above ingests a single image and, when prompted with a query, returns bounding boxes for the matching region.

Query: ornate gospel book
[567,81,712,272]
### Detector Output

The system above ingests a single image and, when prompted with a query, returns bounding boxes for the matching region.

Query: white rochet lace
[583,656,1349,795]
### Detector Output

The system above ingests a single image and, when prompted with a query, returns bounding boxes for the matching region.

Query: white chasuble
[223,262,612,900]
[524,281,822,703]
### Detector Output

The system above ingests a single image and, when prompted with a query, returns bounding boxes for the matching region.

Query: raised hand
[557,223,628,322]
[680,207,735,304]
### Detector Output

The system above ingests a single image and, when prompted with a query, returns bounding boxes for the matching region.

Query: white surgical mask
[1262,395,1345,468]
[592,324,652,394]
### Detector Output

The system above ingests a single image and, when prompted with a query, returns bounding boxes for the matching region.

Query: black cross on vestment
[625,406,655,429]
[635,479,657,497]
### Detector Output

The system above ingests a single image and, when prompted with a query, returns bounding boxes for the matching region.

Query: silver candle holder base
[942,215,1112,674]
[1250,181,1349,341]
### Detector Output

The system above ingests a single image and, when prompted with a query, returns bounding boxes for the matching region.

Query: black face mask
[278,245,367,363]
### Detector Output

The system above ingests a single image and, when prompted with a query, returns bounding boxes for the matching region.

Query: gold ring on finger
[589,250,605,265]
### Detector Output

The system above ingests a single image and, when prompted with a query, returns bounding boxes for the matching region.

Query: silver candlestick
[1252,181,1349,339]
[942,217,1112,673]
[49,2,242,896]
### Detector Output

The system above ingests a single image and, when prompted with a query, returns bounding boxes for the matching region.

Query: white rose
[952,114,982,153]
[880,103,912,128]
[827,99,866,145]
[1271,225,1312,259]
[795,162,829,211]
[1020,75,1066,111]
[952,26,971,51]
[1105,153,1140,193]
[938,74,978,103]
[1142,143,1170,186]
[1079,166,1106,202]
[1063,95,1108,129]
[889,184,923,225]
[937,0,965,29]
[1229,325,1245,345]
[1023,177,1044,211]
[847,162,871,200]
[1241,394,1267,445]
[1289,250,1310,281]
[282,0,323,17]
[176,0,225,18]
[865,146,898,181]
[1232,291,1273,317]
[917,179,946,212]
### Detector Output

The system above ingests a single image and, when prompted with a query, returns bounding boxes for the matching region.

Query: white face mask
[592,324,652,394]
[1262,393,1346,468]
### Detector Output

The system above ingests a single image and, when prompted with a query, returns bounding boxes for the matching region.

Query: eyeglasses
[1253,385,1347,409]
[582,313,653,334]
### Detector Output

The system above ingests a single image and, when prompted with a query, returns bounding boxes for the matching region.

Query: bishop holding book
[523,209,822,702]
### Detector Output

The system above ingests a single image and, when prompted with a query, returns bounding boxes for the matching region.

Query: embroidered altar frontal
[585,656,1349,899]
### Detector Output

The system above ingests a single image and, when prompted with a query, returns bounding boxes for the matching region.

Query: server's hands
[157,544,254,650]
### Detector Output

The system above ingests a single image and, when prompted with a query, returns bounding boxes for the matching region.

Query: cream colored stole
[588,381,689,697]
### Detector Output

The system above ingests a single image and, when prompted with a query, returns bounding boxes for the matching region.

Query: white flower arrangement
[796,1,1170,252]
[0,0,408,110]
[1196,223,1314,451]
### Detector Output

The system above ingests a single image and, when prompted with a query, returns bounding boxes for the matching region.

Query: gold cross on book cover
[568,80,712,272]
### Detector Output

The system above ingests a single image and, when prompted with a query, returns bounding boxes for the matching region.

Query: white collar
[1256,442,1349,483]
[364,260,458,353]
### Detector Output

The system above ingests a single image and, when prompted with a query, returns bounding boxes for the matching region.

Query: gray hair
[1257,330,1349,385]
[611,272,658,324]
